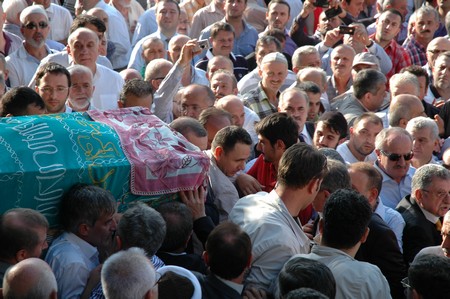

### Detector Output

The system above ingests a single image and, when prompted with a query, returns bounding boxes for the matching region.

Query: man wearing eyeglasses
[374,127,415,210]
[396,164,450,265]
[6,5,56,88]
[35,62,71,114]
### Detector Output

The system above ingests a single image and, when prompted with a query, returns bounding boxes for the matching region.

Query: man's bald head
[389,94,425,128]
[215,95,245,127]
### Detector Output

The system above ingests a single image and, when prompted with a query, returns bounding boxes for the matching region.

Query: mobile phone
[314,0,329,8]
[325,6,343,19]
[339,25,355,35]
[198,39,210,50]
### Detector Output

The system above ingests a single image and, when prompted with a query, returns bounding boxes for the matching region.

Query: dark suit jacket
[193,272,242,299]
[356,213,407,299]
[396,195,442,266]
[157,251,208,274]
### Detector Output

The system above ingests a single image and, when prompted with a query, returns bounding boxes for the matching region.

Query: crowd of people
[2,0,450,298]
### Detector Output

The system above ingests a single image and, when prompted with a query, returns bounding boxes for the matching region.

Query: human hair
[388,94,422,127]
[277,143,327,189]
[119,79,154,105]
[292,46,319,69]
[318,148,346,164]
[295,81,321,95]
[375,127,413,150]
[102,247,157,299]
[211,69,238,90]
[0,209,48,260]
[156,0,181,14]
[144,58,173,81]
[408,254,450,299]
[70,14,106,34]
[0,71,5,90]
[0,87,45,117]
[411,164,450,200]
[416,5,439,22]
[3,0,28,24]
[68,27,99,47]
[318,111,348,139]
[59,184,116,233]
[158,271,195,299]
[400,65,430,90]
[206,222,252,280]
[279,88,310,107]
[206,55,234,75]
[406,116,439,140]
[211,125,252,153]
[35,62,71,88]
[198,107,232,126]
[319,158,351,193]
[255,112,299,148]
[142,36,164,50]
[118,203,166,256]
[284,288,329,299]
[353,69,386,100]
[67,64,93,82]
[255,35,282,53]
[389,72,420,96]
[348,162,383,195]
[268,0,291,15]
[264,28,286,43]
[170,117,207,138]
[210,21,235,39]
[3,258,57,299]
[297,67,327,89]
[156,202,192,252]
[278,257,336,299]
[321,189,372,249]
[380,8,404,23]
[352,112,383,129]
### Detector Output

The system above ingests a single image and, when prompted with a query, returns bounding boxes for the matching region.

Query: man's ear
[360,227,370,244]
[399,118,408,128]
[117,100,124,108]
[318,217,324,234]
[202,251,209,265]
[15,249,27,262]
[275,139,286,151]
[78,223,90,237]
[307,178,323,195]
[213,146,224,159]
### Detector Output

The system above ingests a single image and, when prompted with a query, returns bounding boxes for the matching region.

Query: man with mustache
[403,6,440,66]
[374,127,415,210]
[337,112,383,164]
[397,164,450,265]
[6,6,56,87]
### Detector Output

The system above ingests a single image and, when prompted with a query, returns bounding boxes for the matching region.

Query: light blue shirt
[45,232,99,299]
[374,162,415,209]
[374,198,406,251]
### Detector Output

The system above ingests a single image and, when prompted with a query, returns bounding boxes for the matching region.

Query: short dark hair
[0,87,45,117]
[381,8,404,23]
[156,0,181,14]
[60,184,116,233]
[255,112,299,148]
[296,81,321,95]
[278,257,336,298]
[157,202,193,252]
[319,159,351,193]
[70,14,106,34]
[408,254,450,299]
[353,69,386,100]
[400,64,430,90]
[321,189,372,249]
[268,0,291,15]
[211,125,252,153]
[348,162,383,195]
[0,209,48,260]
[264,28,286,43]
[277,143,327,189]
[285,288,329,299]
[170,117,207,138]
[256,36,282,53]
[198,107,232,126]
[35,62,71,88]
[206,222,252,280]
[119,79,153,105]
[318,112,348,139]
[118,203,166,256]
[211,22,235,39]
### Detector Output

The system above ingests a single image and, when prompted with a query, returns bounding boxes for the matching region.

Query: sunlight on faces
[211,30,234,57]
[68,29,99,69]
[306,91,321,121]
[348,169,372,200]
[414,12,439,41]
[256,134,279,163]
[267,2,289,30]
[313,121,341,149]
[21,13,50,49]
[426,38,450,68]
[259,60,288,92]
[205,116,232,149]
[225,0,246,18]
[142,39,165,64]
[376,133,413,182]
[168,35,190,62]
[278,89,308,132]
[376,11,401,43]
[69,70,94,111]
[216,96,245,126]
[210,72,237,99]
[177,10,190,35]
[331,46,355,79]
[215,142,251,176]
[180,87,212,119]
[433,55,450,91]
[255,42,279,66]
[156,1,180,32]
[349,118,383,158]
[417,178,450,217]
[410,127,439,165]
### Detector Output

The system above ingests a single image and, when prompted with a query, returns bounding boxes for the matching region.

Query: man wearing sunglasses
[397,164,450,265]
[6,5,56,88]
[374,127,415,210]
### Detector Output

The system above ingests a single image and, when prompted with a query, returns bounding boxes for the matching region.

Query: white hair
[101,247,157,299]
